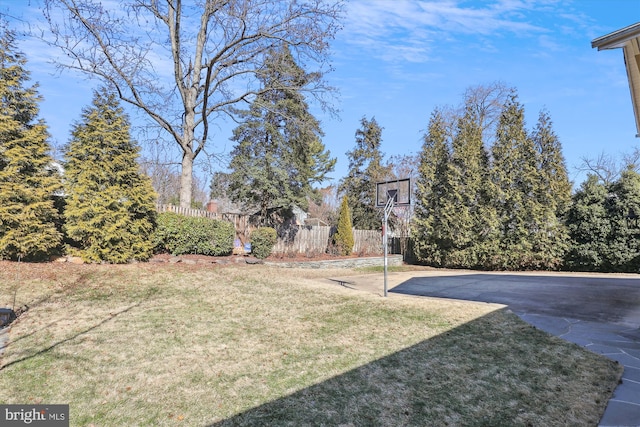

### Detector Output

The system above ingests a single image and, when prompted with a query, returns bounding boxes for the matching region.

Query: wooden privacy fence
[352,228,384,255]
[273,225,331,254]
[157,204,219,219]
[272,225,383,256]
[156,204,250,241]
[156,205,384,255]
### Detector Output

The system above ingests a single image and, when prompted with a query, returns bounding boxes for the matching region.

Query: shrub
[154,212,234,256]
[250,227,277,259]
[333,196,354,255]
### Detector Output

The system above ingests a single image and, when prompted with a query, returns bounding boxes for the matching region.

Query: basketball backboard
[376,178,410,207]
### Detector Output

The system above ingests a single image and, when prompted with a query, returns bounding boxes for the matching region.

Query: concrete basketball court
[332,270,640,426]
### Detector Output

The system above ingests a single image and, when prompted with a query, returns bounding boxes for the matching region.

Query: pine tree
[413,89,569,271]
[604,169,640,272]
[412,110,451,266]
[227,44,335,225]
[567,170,640,272]
[530,110,571,269]
[491,92,542,269]
[0,26,62,260]
[333,196,354,255]
[448,105,499,268]
[63,88,157,263]
[413,105,498,269]
[339,117,391,230]
[565,175,611,271]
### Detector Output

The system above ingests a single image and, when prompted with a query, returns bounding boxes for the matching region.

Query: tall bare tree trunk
[180,110,196,208]
[180,152,194,209]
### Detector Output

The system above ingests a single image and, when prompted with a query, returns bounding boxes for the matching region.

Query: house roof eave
[592,22,640,50]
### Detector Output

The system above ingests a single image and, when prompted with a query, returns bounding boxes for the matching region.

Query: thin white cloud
[341,0,570,63]
[416,0,544,35]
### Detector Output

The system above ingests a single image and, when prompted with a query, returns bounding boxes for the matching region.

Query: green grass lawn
[0,261,622,426]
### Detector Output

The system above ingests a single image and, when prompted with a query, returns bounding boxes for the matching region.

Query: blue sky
[2,0,640,190]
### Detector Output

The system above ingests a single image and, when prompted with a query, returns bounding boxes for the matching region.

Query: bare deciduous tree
[622,146,640,173]
[462,81,511,145]
[426,82,512,148]
[307,184,338,225]
[578,147,640,186]
[42,0,343,207]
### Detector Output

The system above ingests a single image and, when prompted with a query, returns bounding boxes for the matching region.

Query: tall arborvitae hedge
[333,196,354,255]
[491,92,542,269]
[564,175,610,271]
[63,88,157,263]
[604,169,640,271]
[566,170,640,272]
[413,89,571,270]
[530,110,571,269]
[0,27,62,260]
[447,105,499,268]
[413,109,451,266]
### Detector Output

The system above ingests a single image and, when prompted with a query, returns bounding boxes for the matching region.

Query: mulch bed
[149,252,374,265]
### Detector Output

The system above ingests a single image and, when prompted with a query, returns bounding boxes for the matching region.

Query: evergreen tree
[413,106,498,269]
[333,196,354,255]
[339,117,391,230]
[412,110,452,266]
[412,89,569,271]
[530,110,571,269]
[227,44,335,225]
[491,92,543,269]
[448,105,499,268]
[567,170,640,272]
[63,88,157,263]
[0,26,62,260]
[447,111,475,263]
[604,168,640,271]
[565,175,611,271]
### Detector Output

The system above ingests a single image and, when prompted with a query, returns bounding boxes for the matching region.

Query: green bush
[333,196,354,255]
[154,212,234,256]
[250,227,277,259]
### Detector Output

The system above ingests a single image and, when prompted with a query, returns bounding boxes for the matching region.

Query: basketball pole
[377,178,410,298]
[383,197,394,297]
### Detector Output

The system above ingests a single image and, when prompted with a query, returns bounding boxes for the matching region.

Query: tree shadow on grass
[208,308,621,427]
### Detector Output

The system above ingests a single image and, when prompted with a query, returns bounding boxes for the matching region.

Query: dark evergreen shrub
[250,227,277,259]
[154,212,234,256]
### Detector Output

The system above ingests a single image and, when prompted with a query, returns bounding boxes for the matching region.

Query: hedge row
[154,212,235,256]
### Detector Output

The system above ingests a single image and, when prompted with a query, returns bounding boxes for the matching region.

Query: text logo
[0,405,69,426]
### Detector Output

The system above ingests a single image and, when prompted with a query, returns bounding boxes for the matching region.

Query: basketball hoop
[376,178,411,208]
[376,178,411,297]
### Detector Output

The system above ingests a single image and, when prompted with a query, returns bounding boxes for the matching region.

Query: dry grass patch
[0,262,621,426]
